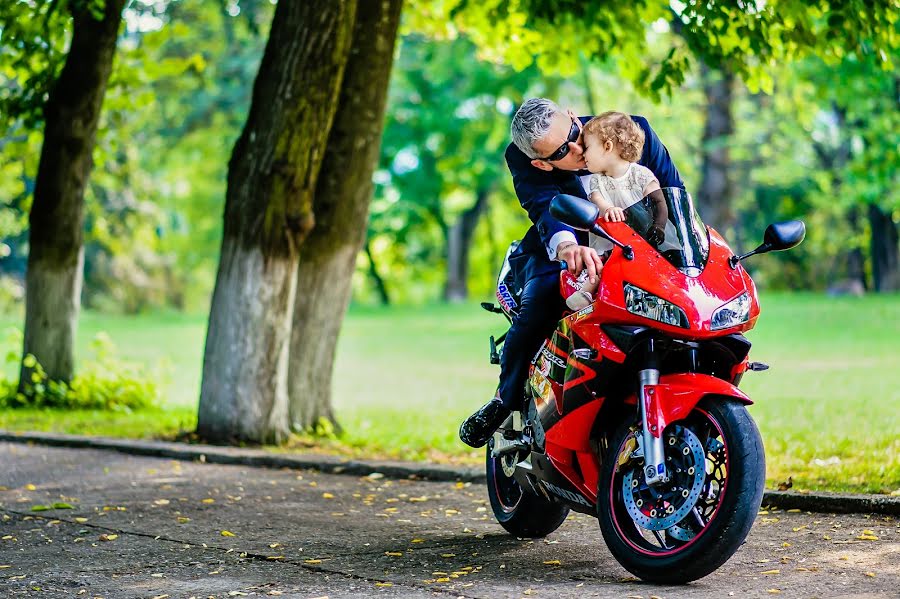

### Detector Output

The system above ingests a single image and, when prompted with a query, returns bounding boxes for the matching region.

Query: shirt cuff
[547,231,578,260]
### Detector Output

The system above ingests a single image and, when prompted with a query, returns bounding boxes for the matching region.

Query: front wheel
[598,398,765,584]
[486,440,569,538]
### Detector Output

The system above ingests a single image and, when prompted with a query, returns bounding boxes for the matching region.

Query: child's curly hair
[582,111,645,163]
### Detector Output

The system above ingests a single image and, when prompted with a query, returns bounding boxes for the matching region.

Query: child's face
[583,134,617,174]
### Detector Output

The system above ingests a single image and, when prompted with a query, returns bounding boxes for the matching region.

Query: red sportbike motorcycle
[482,188,804,583]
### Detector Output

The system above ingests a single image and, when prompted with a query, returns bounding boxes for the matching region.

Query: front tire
[486,440,569,538]
[597,398,765,583]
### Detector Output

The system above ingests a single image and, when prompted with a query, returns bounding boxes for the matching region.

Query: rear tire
[597,398,765,583]
[486,441,569,538]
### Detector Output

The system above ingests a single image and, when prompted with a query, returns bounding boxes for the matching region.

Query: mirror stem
[729,243,772,269]
[590,224,633,260]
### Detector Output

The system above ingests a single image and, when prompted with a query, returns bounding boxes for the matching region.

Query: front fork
[638,339,669,487]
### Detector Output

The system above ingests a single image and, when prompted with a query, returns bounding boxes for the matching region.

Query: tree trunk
[364,239,391,305]
[696,63,735,233]
[869,203,900,292]
[197,1,356,444]
[286,0,403,433]
[444,188,490,302]
[19,0,127,391]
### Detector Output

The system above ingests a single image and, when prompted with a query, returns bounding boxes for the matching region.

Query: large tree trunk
[696,63,735,233]
[19,0,127,392]
[286,0,403,433]
[869,203,900,292]
[444,188,490,302]
[197,1,356,444]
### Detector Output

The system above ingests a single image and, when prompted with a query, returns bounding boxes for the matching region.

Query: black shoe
[459,397,511,448]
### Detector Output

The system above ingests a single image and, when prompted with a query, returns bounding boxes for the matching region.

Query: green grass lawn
[1,293,898,494]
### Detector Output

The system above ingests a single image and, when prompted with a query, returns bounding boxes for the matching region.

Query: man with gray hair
[459,98,684,448]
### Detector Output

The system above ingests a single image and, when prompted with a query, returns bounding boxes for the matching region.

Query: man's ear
[530,159,553,172]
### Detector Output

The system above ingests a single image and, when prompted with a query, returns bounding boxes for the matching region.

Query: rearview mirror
[549,194,599,231]
[763,220,806,251]
[730,220,806,268]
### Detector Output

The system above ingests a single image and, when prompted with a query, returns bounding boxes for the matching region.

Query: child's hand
[604,206,626,222]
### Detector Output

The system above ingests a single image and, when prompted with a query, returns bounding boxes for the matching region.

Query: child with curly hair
[561,111,663,310]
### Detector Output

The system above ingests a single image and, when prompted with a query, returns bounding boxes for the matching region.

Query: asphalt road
[1,442,898,598]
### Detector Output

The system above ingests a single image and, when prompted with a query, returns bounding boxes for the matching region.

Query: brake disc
[621,426,706,531]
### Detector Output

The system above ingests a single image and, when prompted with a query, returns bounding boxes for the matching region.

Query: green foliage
[411,0,899,99]
[0,328,160,411]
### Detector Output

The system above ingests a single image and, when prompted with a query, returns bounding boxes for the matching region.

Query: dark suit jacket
[504,115,685,284]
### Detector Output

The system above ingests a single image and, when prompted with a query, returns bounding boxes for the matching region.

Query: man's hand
[557,243,603,284]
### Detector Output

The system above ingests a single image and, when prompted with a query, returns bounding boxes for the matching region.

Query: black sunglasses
[539,117,580,162]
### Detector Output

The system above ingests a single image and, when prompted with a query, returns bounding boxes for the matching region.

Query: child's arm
[589,176,625,222]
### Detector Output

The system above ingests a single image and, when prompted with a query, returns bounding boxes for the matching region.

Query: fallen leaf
[266,556,285,561]
[411,538,424,543]
[154,499,170,506]
[304,559,322,564]
[441,553,456,558]
[201,498,215,504]
[857,533,879,541]
[322,493,334,499]
[374,582,392,587]
[24,484,36,491]
[543,560,561,565]
[220,530,235,537]
[99,534,118,541]
[761,569,780,575]
[767,590,781,594]
[74,517,88,523]
[268,543,282,549]
[385,551,403,557]
[777,477,793,491]
[177,517,190,523]
[30,505,50,512]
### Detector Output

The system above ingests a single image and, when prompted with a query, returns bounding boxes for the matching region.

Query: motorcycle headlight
[623,283,688,328]
[710,292,751,330]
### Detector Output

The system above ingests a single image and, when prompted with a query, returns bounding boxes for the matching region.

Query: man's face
[530,110,587,172]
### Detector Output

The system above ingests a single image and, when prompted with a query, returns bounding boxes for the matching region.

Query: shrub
[0,329,160,411]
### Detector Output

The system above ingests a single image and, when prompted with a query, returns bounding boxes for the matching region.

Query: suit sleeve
[505,143,578,257]
[632,115,685,190]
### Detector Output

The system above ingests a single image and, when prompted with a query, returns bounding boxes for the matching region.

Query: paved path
[1,442,898,598]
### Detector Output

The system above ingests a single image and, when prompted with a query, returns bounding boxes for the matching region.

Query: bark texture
[198,1,356,443]
[287,0,403,433]
[444,188,490,302]
[696,63,735,233]
[20,0,127,390]
[868,203,900,292]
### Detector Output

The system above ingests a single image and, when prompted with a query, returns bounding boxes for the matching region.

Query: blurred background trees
[0,0,897,442]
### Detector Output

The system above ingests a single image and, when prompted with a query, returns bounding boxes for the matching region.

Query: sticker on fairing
[496,282,517,312]
[575,304,593,319]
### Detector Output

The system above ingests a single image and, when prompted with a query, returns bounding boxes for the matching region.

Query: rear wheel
[486,439,569,538]
[597,398,765,583]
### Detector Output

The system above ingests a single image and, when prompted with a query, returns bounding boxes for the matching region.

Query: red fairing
[641,373,752,438]
[570,222,760,339]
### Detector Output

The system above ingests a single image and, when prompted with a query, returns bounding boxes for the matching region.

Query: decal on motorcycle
[575,304,593,319]
[529,369,555,408]
[540,347,566,369]
[496,282,517,313]
[541,481,592,507]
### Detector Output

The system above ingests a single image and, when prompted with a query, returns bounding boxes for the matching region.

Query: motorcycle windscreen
[623,187,710,274]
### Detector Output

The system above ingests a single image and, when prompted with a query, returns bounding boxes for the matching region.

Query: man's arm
[505,143,603,282]
[505,143,577,259]
[632,115,685,190]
